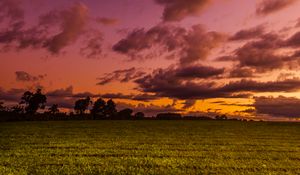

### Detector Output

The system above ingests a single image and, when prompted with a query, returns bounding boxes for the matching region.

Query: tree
[74,97,92,115]
[20,89,47,114]
[134,112,145,120]
[117,108,133,119]
[0,102,5,112]
[215,114,228,120]
[104,99,117,118]
[156,113,182,120]
[11,105,24,114]
[91,98,106,118]
[48,104,59,114]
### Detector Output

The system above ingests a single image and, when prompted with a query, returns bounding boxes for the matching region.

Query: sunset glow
[1,0,300,121]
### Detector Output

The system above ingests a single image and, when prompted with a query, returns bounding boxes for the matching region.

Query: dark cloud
[97,67,146,85]
[179,25,226,65]
[0,0,24,22]
[254,96,300,118]
[284,31,300,47]
[229,25,265,41]
[131,93,158,101]
[220,78,300,93]
[229,67,255,78]
[234,44,287,72]
[15,71,46,82]
[256,0,296,16]
[113,24,225,65]
[96,17,119,26]
[0,0,25,51]
[80,30,103,58]
[135,66,300,99]
[175,65,225,79]
[155,0,212,22]
[218,32,300,73]
[46,86,74,97]
[100,93,158,102]
[182,99,197,109]
[0,88,25,102]
[113,24,183,60]
[46,85,158,105]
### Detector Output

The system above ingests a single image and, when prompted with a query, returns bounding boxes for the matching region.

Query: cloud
[229,25,265,41]
[97,67,146,85]
[0,2,100,56]
[113,24,181,60]
[135,65,300,99]
[256,0,296,16]
[96,17,119,26]
[234,44,287,72]
[113,24,225,65]
[254,96,300,118]
[0,88,25,102]
[42,3,89,54]
[229,67,255,78]
[182,99,197,109]
[218,32,300,73]
[80,30,103,58]
[168,64,225,80]
[0,0,24,22]
[0,0,25,51]
[46,86,74,97]
[220,78,300,93]
[15,71,46,82]
[179,25,226,65]
[284,31,300,47]
[296,18,300,27]
[155,0,212,22]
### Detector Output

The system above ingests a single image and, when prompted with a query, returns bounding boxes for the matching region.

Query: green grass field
[1,120,300,174]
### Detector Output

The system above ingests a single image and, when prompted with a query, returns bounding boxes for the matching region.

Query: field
[1,120,300,174]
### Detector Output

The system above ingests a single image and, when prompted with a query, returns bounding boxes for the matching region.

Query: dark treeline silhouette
[0,89,248,122]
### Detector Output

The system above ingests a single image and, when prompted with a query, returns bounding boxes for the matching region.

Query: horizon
[1,0,300,121]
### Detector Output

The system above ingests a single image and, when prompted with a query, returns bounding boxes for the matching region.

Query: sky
[1,0,300,121]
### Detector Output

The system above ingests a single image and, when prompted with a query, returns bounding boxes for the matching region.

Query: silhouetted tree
[91,98,106,118]
[133,112,145,120]
[117,108,133,119]
[104,99,117,118]
[11,105,24,114]
[0,102,5,112]
[156,113,182,120]
[20,89,47,114]
[48,104,59,114]
[74,96,92,115]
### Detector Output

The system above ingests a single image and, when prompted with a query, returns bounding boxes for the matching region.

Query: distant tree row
[0,89,250,122]
[0,89,145,121]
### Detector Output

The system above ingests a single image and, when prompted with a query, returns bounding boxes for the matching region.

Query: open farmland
[1,120,300,174]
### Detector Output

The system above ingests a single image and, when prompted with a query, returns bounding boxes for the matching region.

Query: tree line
[0,89,247,122]
[0,89,146,121]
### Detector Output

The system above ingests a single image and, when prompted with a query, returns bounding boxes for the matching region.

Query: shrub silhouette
[133,112,145,120]
[117,108,133,120]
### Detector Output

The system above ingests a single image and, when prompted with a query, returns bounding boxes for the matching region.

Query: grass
[0,120,300,174]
